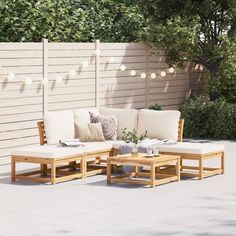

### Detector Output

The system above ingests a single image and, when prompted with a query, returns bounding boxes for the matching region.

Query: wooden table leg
[221,152,225,174]
[199,157,203,180]
[107,159,111,184]
[51,161,56,185]
[11,156,16,183]
[151,164,155,188]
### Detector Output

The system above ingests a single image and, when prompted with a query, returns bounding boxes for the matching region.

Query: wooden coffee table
[107,153,180,188]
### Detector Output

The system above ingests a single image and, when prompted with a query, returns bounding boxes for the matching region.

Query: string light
[130,70,136,76]
[24,77,32,85]
[140,72,147,79]
[94,49,101,55]
[69,70,76,78]
[41,78,48,85]
[150,73,157,79]
[169,67,175,73]
[7,73,15,81]
[160,71,166,77]
[82,61,89,67]
[120,64,126,71]
[56,75,63,83]
[108,57,115,63]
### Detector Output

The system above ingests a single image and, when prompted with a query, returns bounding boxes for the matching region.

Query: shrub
[149,104,162,111]
[181,96,236,139]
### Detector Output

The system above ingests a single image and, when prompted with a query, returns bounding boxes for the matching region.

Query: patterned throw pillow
[89,112,118,140]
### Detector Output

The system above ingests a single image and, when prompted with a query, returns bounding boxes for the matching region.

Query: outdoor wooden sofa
[11,108,224,185]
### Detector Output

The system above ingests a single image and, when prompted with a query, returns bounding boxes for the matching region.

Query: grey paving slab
[0,140,236,236]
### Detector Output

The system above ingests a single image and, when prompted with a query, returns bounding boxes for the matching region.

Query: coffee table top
[108,153,180,165]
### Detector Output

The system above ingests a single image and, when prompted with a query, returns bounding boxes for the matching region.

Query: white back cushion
[44,110,75,144]
[99,108,138,138]
[137,109,181,141]
[73,108,99,138]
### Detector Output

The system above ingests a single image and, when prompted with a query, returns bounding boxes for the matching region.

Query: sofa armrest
[37,121,47,145]
[178,119,184,142]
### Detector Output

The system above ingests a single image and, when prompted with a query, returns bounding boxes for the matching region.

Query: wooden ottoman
[158,142,225,179]
[11,145,84,184]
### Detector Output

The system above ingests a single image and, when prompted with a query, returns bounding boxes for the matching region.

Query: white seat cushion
[99,108,138,138]
[44,110,75,145]
[82,140,126,154]
[137,109,181,141]
[73,108,99,138]
[11,145,84,159]
[157,142,224,155]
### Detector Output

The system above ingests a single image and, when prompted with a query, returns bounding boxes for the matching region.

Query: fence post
[42,38,48,115]
[145,46,150,108]
[95,39,100,108]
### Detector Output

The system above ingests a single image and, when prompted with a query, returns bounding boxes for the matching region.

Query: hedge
[181,96,236,139]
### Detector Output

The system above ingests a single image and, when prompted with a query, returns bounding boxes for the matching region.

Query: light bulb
[150,73,157,79]
[108,57,115,63]
[69,70,76,78]
[56,75,63,83]
[130,70,136,76]
[41,78,48,85]
[82,61,89,67]
[8,73,15,81]
[25,77,32,85]
[140,72,147,79]
[120,64,126,71]
[160,71,166,77]
[94,49,101,55]
[169,67,175,73]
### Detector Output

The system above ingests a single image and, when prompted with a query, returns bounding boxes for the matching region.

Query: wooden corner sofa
[11,108,224,185]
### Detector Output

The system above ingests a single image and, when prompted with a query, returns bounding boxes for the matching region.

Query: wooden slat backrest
[37,121,47,145]
[37,119,185,145]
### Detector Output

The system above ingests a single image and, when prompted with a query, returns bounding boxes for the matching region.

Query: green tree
[139,0,236,100]
[0,0,145,42]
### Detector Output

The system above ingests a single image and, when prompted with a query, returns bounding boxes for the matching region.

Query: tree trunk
[209,67,220,101]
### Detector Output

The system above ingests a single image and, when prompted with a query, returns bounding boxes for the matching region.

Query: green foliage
[121,128,147,144]
[0,0,145,42]
[140,0,236,98]
[149,104,162,111]
[181,96,236,139]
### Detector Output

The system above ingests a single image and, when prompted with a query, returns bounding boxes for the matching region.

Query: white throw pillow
[73,108,99,138]
[99,108,138,138]
[137,109,181,141]
[44,110,75,144]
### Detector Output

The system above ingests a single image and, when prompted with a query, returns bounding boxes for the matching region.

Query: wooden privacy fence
[0,39,207,163]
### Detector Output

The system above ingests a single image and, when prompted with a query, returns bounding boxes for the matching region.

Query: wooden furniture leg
[180,158,183,171]
[107,159,111,184]
[11,156,16,183]
[199,157,203,180]
[83,157,87,178]
[51,161,56,185]
[80,157,85,179]
[69,161,77,170]
[134,164,138,178]
[221,152,225,174]
[40,164,47,176]
[151,164,155,188]
[176,157,180,181]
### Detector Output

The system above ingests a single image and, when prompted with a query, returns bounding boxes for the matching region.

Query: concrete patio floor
[0,140,236,236]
